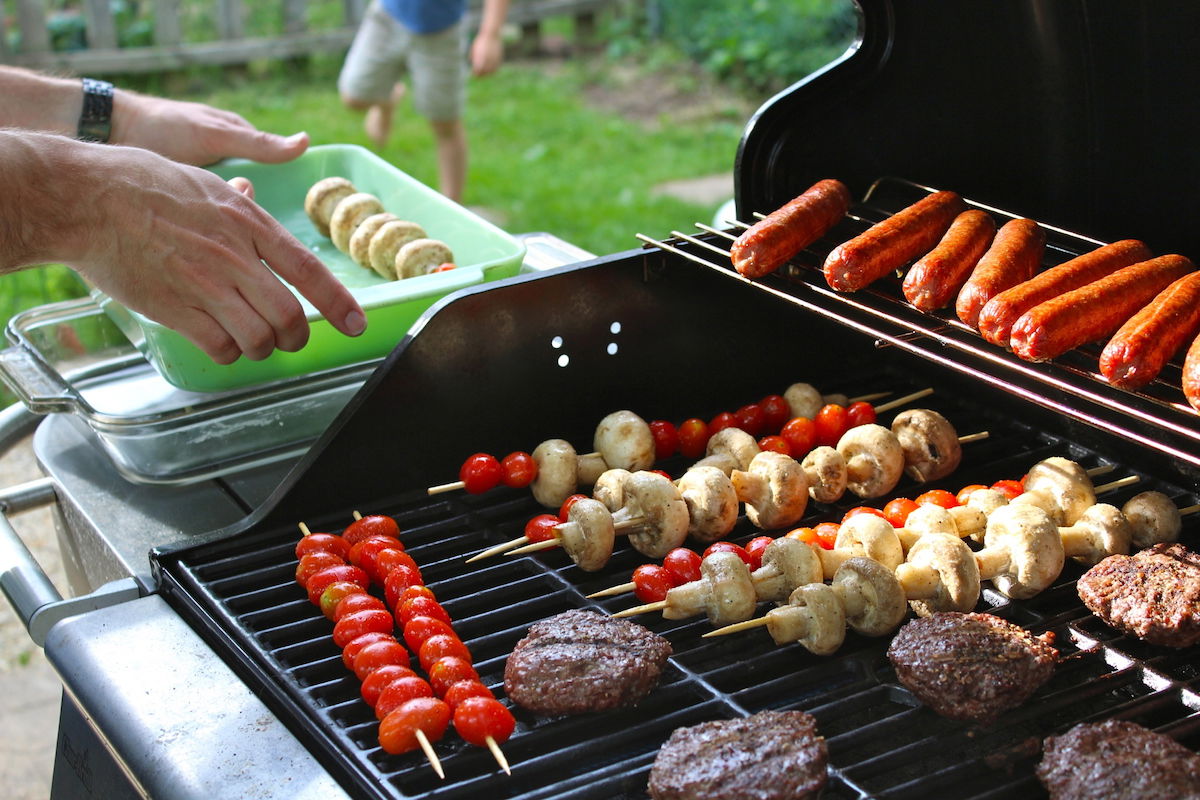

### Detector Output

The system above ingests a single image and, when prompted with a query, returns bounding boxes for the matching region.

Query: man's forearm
[0,130,92,271]
[0,66,84,137]
[479,0,511,38]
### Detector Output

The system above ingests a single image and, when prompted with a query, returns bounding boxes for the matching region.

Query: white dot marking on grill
[558,353,570,367]
[610,321,621,334]
[607,342,619,355]
[552,336,564,348]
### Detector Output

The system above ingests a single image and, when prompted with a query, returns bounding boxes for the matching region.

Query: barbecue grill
[4,1,1200,798]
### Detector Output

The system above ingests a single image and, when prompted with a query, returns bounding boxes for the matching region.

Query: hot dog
[976,239,1153,347]
[954,218,1045,329]
[1182,332,1200,412]
[901,209,996,311]
[730,179,852,279]
[1009,255,1195,362]
[823,190,964,292]
[1099,271,1200,389]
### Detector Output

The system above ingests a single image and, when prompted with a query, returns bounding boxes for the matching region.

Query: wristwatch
[78,77,114,143]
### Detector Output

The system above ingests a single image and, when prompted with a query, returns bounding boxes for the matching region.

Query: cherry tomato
[956,484,989,505]
[813,521,840,550]
[334,591,387,622]
[759,394,791,433]
[702,540,752,566]
[306,564,369,605]
[814,404,850,447]
[734,404,766,437]
[882,497,919,528]
[402,615,457,654]
[916,489,959,509]
[443,680,494,712]
[459,453,503,495]
[343,514,401,545]
[500,452,538,489]
[785,526,820,545]
[361,664,417,708]
[341,631,392,670]
[744,536,775,571]
[397,595,453,627]
[348,535,403,575]
[757,435,791,455]
[353,639,411,681]
[677,418,710,460]
[295,532,350,562]
[845,401,877,428]
[525,513,561,543]
[453,696,516,746]
[991,478,1025,499]
[378,697,450,754]
[383,564,425,609]
[397,585,436,606]
[427,656,480,696]
[631,564,675,604]
[662,548,702,585]
[319,580,367,620]
[375,548,420,582]
[648,420,679,460]
[709,411,737,434]
[295,551,344,587]
[842,506,886,524]
[418,634,472,673]
[558,494,589,522]
[780,417,817,458]
[649,469,673,481]
[375,677,435,721]
[332,608,394,648]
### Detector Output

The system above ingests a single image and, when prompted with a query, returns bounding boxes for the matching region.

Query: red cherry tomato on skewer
[375,677,436,721]
[780,417,816,458]
[379,697,451,754]
[348,534,402,571]
[384,564,425,609]
[991,478,1025,499]
[397,585,436,605]
[443,680,495,712]
[759,394,791,433]
[677,418,710,459]
[734,404,766,437]
[558,494,588,522]
[428,656,480,696]
[631,564,675,603]
[500,452,538,488]
[744,536,775,570]
[343,514,401,545]
[814,404,850,447]
[813,522,840,550]
[375,548,420,582]
[418,634,472,673]
[842,506,886,524]
[342,631,392,670]
[956,484,988,505]
[361,664,418,708]
[459,453,503,495]
[845,401,877,428]
[306,564,369,605]
[398,595,453,627]
[453,696,516,747]
[353,639,412,681]
[648,420,679,460]
[882,497,919,528]
[333,608,394,648]
[702,540,752,566]
[662,548,702,584]
[296,551,345,587]
[757,435,791,455]
[402,616,457,654]
[915,489,959,509]
[334,592,387,622]
[785,527,820,546]
[319,580,367,620]
[709,411,737,434]
[295,532,350,561]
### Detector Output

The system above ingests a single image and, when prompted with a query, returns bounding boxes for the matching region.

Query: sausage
[1182,332,1200,412]
[954,218,1045,328]
[901,209,996,311]
[1009,255,1195,362]
[977,239,1153,347]
[823,190,965,292]
[730,179,852,278]
[1099,271,1200,389]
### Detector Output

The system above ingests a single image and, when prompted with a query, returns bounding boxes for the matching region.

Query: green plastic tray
[94,144,525,392]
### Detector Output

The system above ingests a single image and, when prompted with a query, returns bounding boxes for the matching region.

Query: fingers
[227,176,254,198]
[220,129,310,165]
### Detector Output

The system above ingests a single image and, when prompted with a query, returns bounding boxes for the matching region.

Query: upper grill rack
[638,177,1200,474]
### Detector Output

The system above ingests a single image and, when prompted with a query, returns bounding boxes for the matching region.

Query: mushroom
[974,503,1065,599]
[692,427,760,475]
[530,438,579,509]
[784,382,824,420]
[593,410,655,472]
[329,192,384,253]
[730,451,809,530]
[830,556,908,636]
[662,550,758,626]
[1011,488,1067,525]
[395,238,454,279]
[964,487,1010,542]
[304,176,356,237]
[1122,490,1182,549]
[592,468,631,512]
[817,513,904,578]
[614,471,690,559]
[895,533,981,615]
[576,452,609,487]
[893,503,986,552]
[676,466,739,544]
[891,408,963,482]
[1058,503,1132,565]
[555,497,615,572]
[368,219,426,279]
[837,424,905,498]
[1022,456,1096,525]
[749,537,824,602]
[761,583,846,654]
[347,211,398,269]
[801,446,848,503]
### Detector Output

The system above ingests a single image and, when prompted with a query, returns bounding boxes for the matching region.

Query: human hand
[112,90,310,167]
[470,33,505,77]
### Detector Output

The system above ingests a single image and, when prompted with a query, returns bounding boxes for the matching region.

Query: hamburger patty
[886,611,1058,723]
[1036,719,1200,799]
[648,710,828,800]
[503,609,672,715]
[1077,542,1200,648]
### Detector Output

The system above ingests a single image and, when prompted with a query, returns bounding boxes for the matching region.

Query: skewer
[299,521,313,536]
[505,515,647,557]
[702,617,769,637]
[487,736,511,775]
[415,729,445,779]
[612,600,665,619]
[873,387,934,414]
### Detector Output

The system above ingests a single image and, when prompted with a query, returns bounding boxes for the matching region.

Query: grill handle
[0,403,140,646]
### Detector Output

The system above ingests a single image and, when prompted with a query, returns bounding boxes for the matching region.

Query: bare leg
[343,83,405,149]
[430,118,467,203]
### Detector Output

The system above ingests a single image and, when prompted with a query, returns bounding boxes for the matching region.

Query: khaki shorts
[337,1,467,122]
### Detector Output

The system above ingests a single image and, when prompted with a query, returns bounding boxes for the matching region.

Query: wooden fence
[0,0,625,76]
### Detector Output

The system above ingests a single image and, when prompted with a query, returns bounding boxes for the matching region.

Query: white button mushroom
[974,503,1065,599]
[730,451,810,531]
[1058,503,1132,565]
[556,497,616,572]
[831,556,909,637]
[615,471,690,559]
[692,428,760,475]
[749,537,824,603]
[1121,490,1183,549]
[593,410,656,472]
[891,408,963,483]
[592,468,631,512]
[676,466,739,544]
[761,583,847,654]
[801,446,848,504]
[817,514,904,578]
[662,550,758,627]
[895,533,982,615]
[836,424,906,499]
[530,439,579,509]
[1022,457,1096,525]
[784,382,824,420]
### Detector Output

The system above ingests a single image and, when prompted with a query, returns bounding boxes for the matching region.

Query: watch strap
[78,78,114,143]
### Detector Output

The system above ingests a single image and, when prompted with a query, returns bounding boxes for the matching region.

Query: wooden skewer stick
[612,600,667,619]
[487,736,511,775]
[702,616,770,638]
[506,538,562,557]
[298,522,312,536]
[1086,464,1116,478]
[587,581,637,599]
[429,451,603,496]
[1095,475,1140,494]
[415,729,445,779]
[1180,503,1200,516]
[958,431,989,444]
[467,536,531,563]
[873,387,934,414]
[848,391,892,404]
